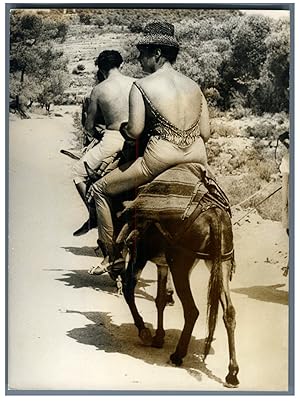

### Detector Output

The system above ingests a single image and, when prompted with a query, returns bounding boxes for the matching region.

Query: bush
[207,141,222,163]
[128,21,143,33]
[229,107,253,120]
[210,118,238,137]
[221,173,263,206]
[203,87,221,107]
[245,119,278,140]
[72,64,86,75]
[79,13,92,25]
[77,63,86,71]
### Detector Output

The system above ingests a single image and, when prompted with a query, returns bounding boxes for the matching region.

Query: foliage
[78,11,92,25]
[173,13,289,114]
[72,111,86,149]
[18,8,288,114]
[10,11,69,107]
[209,119,238,137]
[245,117,286,140]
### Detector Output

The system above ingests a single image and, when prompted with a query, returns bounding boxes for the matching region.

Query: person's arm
[125,84,146,139]
[84,87,105,137]
[199,93,210,143]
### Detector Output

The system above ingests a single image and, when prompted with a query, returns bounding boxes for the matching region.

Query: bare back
[95,73,135,130]
[139,67,202,131]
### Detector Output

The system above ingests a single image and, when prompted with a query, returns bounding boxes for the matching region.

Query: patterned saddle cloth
[122,163,231,222]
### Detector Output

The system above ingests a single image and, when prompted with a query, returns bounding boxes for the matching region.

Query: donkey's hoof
[139,328,152,346]
[152,336,164,348]
[224,373,239,388]
[170,352,183,367]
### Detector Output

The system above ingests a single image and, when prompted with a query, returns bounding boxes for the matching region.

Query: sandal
[88,265,108,275]
[88,258,125,279]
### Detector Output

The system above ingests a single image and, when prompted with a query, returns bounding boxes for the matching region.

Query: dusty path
[8,109,290,393]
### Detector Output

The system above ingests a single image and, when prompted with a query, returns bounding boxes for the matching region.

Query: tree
[250,19,290,113]
[215,15,273,110]
[10,11,69,108]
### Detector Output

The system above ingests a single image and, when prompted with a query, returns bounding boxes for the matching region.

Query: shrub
[72,111,85,149]
[79,13,92,25]
[221,173,263,206]
[229,107,253,120]
[207,141,222,163]
[203,87,221,107]
[210,119,238,137]
[245,119,277,139]
[128,21,143,33]
[77,63,86,71]
[256,188,281,221]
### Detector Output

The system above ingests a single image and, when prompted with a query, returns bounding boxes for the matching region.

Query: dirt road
[7,109,290,393]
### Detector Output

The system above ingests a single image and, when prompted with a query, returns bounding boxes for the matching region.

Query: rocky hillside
[57,24,134,103]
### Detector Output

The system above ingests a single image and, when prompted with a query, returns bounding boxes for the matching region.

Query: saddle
[117,163,231,246]
[122,163,231,222]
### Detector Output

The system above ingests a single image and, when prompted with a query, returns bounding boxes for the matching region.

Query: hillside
[57,25,133,102]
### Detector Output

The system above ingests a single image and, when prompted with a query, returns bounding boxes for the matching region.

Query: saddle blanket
[125,163,224,221]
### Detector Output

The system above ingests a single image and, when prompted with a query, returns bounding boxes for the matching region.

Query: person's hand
[120,122,133,141]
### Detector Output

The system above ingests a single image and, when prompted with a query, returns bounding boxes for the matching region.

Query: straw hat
[136,22,179,49]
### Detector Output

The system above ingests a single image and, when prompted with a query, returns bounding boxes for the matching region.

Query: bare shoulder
[90,82,105,98]
[137,70,199,94]
[135,74,162,94]
[125,75,136,84]
[176,69,200,90]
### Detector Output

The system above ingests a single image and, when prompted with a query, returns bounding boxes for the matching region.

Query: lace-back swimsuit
[134,82,202,149]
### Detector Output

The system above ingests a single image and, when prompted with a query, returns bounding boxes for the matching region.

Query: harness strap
[196,249,234,261]
[154,198,214,246]
[181,181,205,220]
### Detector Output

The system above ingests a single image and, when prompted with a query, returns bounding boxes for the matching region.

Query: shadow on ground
[64,309,226,388]
[54,269,156,302]
[62,246,99,258]
[232,284,288,305]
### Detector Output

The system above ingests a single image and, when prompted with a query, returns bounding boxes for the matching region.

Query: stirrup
[107,258,126,281]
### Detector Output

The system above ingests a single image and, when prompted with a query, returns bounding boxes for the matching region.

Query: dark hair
[96,69,105,83]
[137,44,179,64]
[97,50,123,73]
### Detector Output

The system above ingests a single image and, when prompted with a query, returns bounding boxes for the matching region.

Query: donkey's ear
[84,161,101,182]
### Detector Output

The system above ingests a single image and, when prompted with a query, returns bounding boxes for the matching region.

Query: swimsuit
[134,82,202,149]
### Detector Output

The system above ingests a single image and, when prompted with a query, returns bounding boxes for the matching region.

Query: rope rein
[233,186,282,226]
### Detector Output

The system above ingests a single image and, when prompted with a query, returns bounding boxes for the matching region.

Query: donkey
[115,172,239,388]
[86,158,239,387]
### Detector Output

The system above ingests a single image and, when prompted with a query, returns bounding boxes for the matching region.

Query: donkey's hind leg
[152,264,168,348]
[168,251,199,366]
[219,259,239,388]
[123,257,152,346]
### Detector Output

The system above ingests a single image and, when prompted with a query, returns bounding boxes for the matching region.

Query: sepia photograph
[6,2,293,395]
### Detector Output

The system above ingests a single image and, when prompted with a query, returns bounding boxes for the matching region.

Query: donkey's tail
[204,209,223,359]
